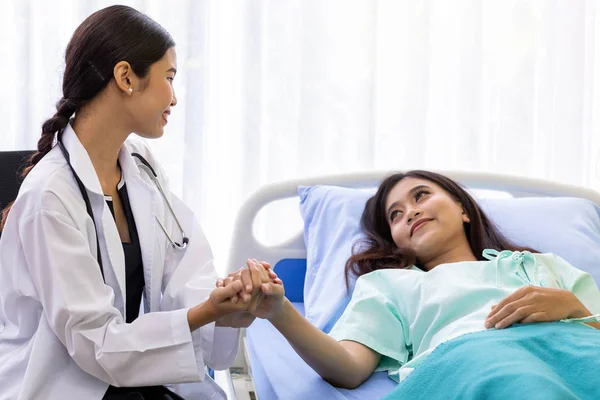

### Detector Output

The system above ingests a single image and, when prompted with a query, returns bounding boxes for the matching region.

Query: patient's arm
[221,259,381,388]
[268,296,381,389]
[486,253,600,331]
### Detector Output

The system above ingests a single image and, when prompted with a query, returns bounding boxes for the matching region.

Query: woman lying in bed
[219,170,600,399]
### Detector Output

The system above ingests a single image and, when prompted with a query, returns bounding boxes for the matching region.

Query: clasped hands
[210,259,284,328]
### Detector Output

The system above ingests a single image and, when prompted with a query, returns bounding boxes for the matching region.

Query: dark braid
[0,5,174,232]
[0,98,79,231]
[24,98,79,175]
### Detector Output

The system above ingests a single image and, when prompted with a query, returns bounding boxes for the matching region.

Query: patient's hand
[484,286,589,329]
[246,259,285,320]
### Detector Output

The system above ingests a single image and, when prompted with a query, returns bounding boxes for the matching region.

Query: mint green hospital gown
[328,250,600,383]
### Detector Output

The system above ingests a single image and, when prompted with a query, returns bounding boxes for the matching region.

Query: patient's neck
[420,242,477,271]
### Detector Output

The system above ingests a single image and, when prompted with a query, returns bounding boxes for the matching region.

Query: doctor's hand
[221,259,285,320]
[187,281,253,332]
[484,286,589,329]
[214,259,281,328]
[216,259,282,304]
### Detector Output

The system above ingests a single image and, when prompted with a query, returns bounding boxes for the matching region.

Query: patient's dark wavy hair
[344,170,538,288]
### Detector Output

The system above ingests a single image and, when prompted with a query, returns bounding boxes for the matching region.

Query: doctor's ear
[113,61,137,96]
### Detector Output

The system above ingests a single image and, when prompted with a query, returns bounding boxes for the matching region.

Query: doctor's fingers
[219,262,278,296]
[257,260,273,273]
[238,266,254,295]
[249,259,273,285]
[260,264,283,285]
[211,280,244,305]
[216,266,245,288]
[246,259,267,298]
[222,268,253,303]
[254,259,279,281]
[221,266,253,299]
[218,276,245,304]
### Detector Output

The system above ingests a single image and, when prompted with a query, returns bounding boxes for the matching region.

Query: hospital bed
[214,171,600,400]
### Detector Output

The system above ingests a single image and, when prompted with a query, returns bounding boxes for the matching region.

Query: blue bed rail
[273,259,306,302]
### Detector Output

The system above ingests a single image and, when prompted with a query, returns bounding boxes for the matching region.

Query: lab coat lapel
[119,148,163,311]
[99,207,127,315]
[61,124,127,313]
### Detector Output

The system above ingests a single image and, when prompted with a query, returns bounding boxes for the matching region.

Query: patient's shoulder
[532,252,574,269]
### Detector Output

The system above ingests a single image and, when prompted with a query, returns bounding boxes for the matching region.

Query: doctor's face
[129,47,178,139]
[384,177,471,265]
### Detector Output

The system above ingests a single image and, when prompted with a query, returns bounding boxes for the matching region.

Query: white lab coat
[0,124,240,399]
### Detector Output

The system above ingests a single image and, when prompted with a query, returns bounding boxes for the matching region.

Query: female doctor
[0,5,275,400]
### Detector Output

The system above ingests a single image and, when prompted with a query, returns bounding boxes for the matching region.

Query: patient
[219,170,600,399]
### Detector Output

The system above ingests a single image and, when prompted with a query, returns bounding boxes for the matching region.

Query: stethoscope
[57,130,189,278]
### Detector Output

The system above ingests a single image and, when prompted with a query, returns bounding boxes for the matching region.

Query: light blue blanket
[384,322,600,400]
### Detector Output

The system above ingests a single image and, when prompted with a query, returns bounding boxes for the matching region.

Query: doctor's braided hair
[344,170,539,289]
[0,5,174,231]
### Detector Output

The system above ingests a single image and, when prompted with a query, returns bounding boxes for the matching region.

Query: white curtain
[2,0,600,272]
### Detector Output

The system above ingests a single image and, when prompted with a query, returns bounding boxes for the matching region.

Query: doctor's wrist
[188,300,221,332]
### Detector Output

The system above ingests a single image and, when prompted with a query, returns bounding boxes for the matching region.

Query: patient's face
[384,177,470,263]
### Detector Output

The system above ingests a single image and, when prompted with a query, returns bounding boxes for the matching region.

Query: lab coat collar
[119,141,146,183]
[60,123,104,196]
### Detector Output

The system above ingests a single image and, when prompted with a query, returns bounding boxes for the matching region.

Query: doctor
[0,5,274,400]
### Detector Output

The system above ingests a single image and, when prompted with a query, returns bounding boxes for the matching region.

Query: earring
[128,88,133,95]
